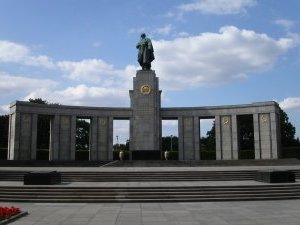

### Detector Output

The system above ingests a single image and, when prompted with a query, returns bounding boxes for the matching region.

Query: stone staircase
[1,184,300,203]
[0,170,299,203]
[0,170,300,182]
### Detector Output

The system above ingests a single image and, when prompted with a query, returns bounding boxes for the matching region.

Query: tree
[76,119,90,151]
[161,136,178,151]
[279,108,300,146]
[29,98,48,104]
[203,122,216,151]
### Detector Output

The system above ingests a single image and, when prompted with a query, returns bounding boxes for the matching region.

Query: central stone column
[129,70,161,159]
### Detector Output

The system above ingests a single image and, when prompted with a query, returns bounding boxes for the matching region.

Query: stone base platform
[255,170,295,183]
[24,171,61,185]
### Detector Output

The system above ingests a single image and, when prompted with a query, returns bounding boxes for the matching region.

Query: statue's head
[141,33,146,38]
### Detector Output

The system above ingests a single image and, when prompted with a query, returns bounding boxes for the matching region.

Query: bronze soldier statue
[136,33,155,70]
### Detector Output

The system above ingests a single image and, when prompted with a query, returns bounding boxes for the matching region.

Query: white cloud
[24,84,130,107]
[57,59,119,83]
[0,104,9,115]
[0,72,58,95]
[154,24,174,36]
[129,27,146,34]
[178,0,256,15]
[274,19,295,30]
[177,32,190,37]
[279,97,300,111]
[152,26,297,90]
[57,59,137,87]
[0,40,55,68]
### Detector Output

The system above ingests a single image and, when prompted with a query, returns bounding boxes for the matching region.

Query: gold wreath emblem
[140,84,151,95]
[223,116,230,125]
[261,114,268,123]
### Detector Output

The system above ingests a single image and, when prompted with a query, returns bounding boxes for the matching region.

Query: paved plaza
[0,165,299,225]
[2,200,300,225]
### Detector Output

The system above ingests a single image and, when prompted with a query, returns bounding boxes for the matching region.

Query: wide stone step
[1,170,299,181]
[1,184,300,203]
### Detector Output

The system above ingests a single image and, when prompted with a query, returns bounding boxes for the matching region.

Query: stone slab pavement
[2,200,300,225]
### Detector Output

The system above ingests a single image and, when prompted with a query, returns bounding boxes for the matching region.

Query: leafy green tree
[279,108,300,146]
[76,119,90,150]
[161,136,178,151]
[29,98,48,104]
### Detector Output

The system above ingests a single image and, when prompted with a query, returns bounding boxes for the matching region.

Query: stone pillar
[215,115,222,160]
[14,113,37,160]
[178,116,200,160]
[98,117,109,160]
[7,113,12,159]
[129,70,161,159]
[215,115,239,160]
[30,114,38,160]
[270,112,280,158]
[178,117,184,160]
[70,115,77,160]
[129,117,133,160]
[58,115,71,160]
[194,116,200,160]
[253,113,276,159]
[231,115,239,160]
[90,116,98,160]
[108,117,114,161]
[50,115,60,160]
[8,112,20,160]
[253,113,261,159]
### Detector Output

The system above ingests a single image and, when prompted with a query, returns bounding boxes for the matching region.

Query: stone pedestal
[24,171,61,185]
[129,70,161,159]
[255,170,295,183]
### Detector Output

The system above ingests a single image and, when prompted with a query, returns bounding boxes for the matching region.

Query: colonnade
[7,101,281,161]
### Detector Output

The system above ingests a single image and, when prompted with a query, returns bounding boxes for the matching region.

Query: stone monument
[6,34,281,161]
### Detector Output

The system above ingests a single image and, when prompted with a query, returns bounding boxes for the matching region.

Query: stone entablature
[8,70,281,161]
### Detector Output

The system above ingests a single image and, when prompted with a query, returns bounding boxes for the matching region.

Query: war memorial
[1,34,300,225]
[7,33,281,161]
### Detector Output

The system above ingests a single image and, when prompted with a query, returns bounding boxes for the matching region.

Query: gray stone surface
[7,71,281,161]
[130,70,161,152]
[2,200,300,225]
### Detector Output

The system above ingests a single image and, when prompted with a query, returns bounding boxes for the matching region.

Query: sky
[0,0,300,144]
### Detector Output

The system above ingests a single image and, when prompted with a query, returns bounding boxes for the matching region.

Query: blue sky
[0,0,300,144]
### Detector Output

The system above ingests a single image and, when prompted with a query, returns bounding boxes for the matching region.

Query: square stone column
[253,113,279,159]
[270,112,280,158]
[8,113,38,160]
[90,116,98,161]
[97,117,113,161]
[178,116,200,160]
[8,112,20,160]
[129,70,161,159]
[215,115,239,160]
[50,115,60,160]
[58,115,72,160]
[30,114,38,160]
